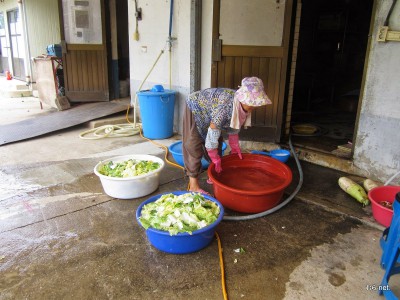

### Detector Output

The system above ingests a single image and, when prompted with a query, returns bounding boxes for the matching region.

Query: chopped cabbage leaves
[139,193,220,235]
[98,159,161,178]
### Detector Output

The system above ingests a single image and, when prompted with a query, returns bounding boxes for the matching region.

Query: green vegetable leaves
[98,159,160,178]
[139,193,221,235]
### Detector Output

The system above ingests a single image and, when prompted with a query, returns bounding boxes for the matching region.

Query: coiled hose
[223,135,303,221]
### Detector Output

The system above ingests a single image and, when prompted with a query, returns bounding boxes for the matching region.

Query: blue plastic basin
[168,140,227,169]
[136,191,224,254]
[250,149,290,163]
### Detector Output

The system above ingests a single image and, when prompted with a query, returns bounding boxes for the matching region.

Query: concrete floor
[0,94,398,300]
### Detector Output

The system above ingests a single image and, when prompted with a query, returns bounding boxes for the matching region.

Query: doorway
[60,0,109,102]
[0,11,9,74]
[104,0,129,99]
[211,0,294,143]
[290,0,373,157]
[115,0,130,98]
[7,8,25,79]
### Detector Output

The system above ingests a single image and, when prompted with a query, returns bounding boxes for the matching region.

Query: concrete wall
[353,0,400,184]
[128,0,191,89]
[128,0,191,135]
[200,0,213,89]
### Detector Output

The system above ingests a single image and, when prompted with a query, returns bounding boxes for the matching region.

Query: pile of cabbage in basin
[139,193,220,235]
[98,159,160,178]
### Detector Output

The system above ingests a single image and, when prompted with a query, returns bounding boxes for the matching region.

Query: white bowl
[94,154,165,199]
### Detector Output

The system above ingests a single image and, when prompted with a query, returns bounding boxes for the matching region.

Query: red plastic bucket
[368,186,400,227]
[208,153,293,213]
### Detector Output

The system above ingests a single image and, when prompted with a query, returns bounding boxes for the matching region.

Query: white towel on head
[230,98,251,130]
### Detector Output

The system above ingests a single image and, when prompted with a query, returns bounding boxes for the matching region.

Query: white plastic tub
[94,154,165,199]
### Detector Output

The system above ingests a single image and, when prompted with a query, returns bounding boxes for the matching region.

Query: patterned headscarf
[234,77,272,106]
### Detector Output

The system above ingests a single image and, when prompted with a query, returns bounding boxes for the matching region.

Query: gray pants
[182,104,223,178]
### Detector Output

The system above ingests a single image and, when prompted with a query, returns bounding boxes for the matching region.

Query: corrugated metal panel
[25,0,61,58]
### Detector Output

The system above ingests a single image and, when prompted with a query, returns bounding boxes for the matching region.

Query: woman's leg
[182,105,204,192]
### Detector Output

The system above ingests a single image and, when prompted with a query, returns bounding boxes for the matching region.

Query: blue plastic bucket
[137,85,176,139]
[169,140,227,169]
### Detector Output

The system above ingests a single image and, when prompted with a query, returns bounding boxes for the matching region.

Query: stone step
[0,79,33,98]
[2,89,33,98]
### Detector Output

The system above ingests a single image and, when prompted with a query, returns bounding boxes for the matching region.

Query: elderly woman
[182,77,272,194]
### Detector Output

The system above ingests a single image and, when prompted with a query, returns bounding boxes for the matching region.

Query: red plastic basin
[207,153,293,213]
[368,186,400,227]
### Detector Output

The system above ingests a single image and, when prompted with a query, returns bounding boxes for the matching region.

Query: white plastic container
[94,154,165,199]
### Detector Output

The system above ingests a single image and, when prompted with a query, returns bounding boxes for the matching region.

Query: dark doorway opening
[105,0,130,100]
[290,0,373,157]
[116,0,130,98]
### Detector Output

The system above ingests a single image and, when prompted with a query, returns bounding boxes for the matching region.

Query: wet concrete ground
[0,96,399,299]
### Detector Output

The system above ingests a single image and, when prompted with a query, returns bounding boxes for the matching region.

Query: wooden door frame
[58,0,109,102]
[211,0,294,141]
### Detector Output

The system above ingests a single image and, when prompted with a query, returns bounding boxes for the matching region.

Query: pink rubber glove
[229,134,243,159]
[207,149,222,173]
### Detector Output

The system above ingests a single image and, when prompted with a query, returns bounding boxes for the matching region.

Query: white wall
[200,0,213,88]
[128,0,190,92]
[353,0,400,184]
[128,0,191,134]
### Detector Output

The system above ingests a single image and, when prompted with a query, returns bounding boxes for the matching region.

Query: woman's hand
[228,134,242,159]
[207,149,222,173]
